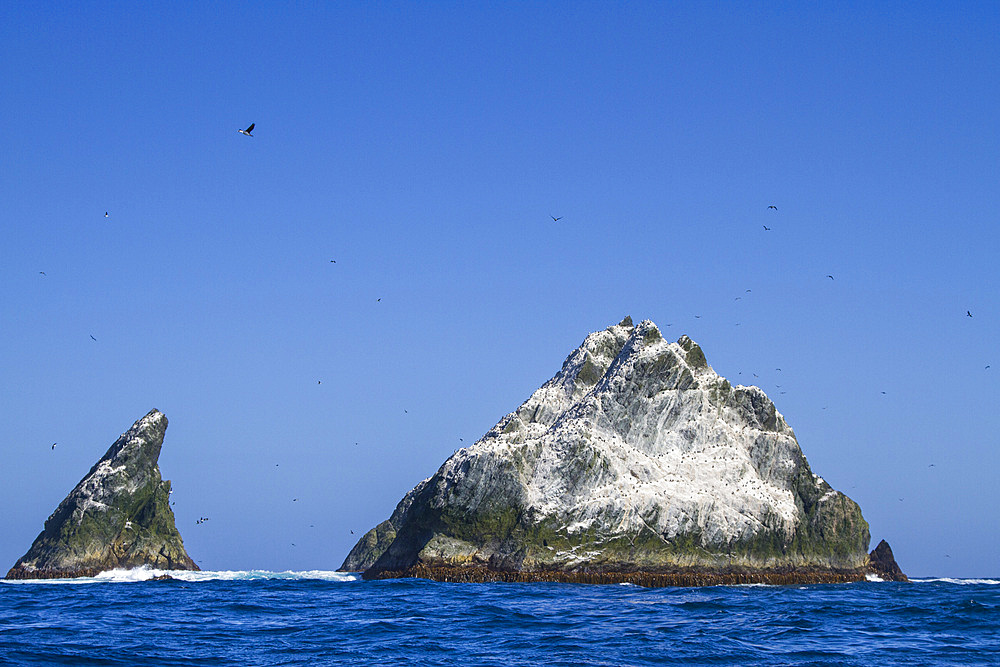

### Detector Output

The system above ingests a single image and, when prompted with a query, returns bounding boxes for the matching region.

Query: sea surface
[1,569,997,666]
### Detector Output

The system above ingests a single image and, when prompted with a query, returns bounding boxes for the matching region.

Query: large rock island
[6,409,198,579]
[344,317,903,586]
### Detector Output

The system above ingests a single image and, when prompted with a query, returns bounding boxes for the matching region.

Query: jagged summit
[6,409,198,579]
[344,317,878,585]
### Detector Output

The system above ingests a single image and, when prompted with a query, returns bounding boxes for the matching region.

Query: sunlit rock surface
[345,318,888,586]
[6,410,198,579]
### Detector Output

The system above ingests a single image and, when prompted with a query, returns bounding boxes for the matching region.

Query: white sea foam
[910,578,1000,585]
[865,573,885,582]
[1,566,360,585]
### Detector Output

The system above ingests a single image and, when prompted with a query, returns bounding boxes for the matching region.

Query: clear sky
[2,2,997,578]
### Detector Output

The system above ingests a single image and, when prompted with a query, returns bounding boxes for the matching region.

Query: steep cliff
[6,410,198,579]
[347,318,882,585]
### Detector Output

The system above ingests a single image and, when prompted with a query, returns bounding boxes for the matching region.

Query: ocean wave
[910,578,1000,585]
[1,566,361,585]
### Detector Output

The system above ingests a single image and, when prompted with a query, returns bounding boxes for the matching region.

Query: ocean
[1,570,997,666]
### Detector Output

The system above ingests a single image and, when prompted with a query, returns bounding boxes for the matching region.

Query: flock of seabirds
[34,122,987,551]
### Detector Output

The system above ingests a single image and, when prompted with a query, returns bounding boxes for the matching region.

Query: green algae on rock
[344,318,903,586]
[5,410,198,579]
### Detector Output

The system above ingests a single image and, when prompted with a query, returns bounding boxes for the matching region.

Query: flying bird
[51,442,56,449]
[986,365,991,370]
[551,216,562,222]
[827,275,834,280]
[105,212,109,218]
[39,271,46,276]
[238,122,255,137]
[767,205,777,210]
[330,260,336,263]
[762,225,771,231]
[89,335,97,341]
[967,310,973,317]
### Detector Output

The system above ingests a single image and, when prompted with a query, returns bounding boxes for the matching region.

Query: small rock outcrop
[868,539,908,581]
[345,318,881,586]
[5,410,198,579]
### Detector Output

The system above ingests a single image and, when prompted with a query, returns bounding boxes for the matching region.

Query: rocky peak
[6,409,198,579]
[345,318,875,585]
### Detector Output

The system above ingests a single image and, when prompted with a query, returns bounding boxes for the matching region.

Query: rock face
[6,410,198,579]
[345,317,880,586]
[868,539,908,582]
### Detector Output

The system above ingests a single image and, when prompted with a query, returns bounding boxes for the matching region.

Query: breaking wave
[1,566,360,584]
[911,577,1000,585]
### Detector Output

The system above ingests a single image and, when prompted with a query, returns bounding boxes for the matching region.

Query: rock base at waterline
[362,565,868,587]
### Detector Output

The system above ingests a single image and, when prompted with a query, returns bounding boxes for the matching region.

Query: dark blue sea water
[1,569,997,666]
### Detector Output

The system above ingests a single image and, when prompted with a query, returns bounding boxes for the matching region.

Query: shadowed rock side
[5,410,198,579]
[348,317,892,587]
[868,539,908,582]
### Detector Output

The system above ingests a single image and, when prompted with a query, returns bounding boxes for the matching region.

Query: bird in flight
[238,122,255,137]
[767,205,777,210]
[39,271,46,276]
[377,298,381,302]
[51,442,56,450]
[987,365,991,370]
[762,225,771,231]
[967,310,973,317]
[330,260,336,263]
[105,212,109,218]
[551,216,562,222]
[89,335,97,341]
[827,275,834,280]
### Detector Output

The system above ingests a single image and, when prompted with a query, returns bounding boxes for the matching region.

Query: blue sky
[2,2,997,578]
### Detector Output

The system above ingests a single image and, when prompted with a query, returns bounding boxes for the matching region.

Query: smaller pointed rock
[868,539,908,582]
[5,410,198,579]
